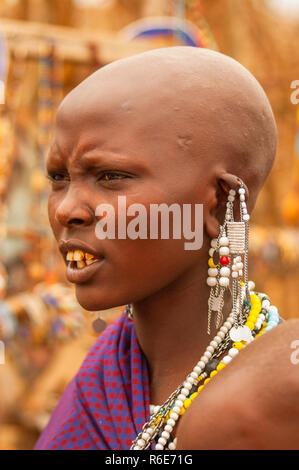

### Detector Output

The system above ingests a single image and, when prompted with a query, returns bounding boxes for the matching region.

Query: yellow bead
[210,370,218,377]
[252,308,260,316]
[250,305,257,312]
[216,363,226,371]
[250,295,261,310]
[190,392,198,400]
[204,378,211,385]
[208,257,217,268]
[197,375,203,382]
[197,385,204,392]
[154,415,161,425]
[250,293,259,302]
[184,398,192,409]
[233,341,244,350]
[245,321,255,330]
[179,407,186,415]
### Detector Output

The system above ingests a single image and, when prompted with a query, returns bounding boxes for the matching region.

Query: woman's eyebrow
[81,151,125,166]
[79,150,147,172]
[45,149,66,171]
[45,143,149,174]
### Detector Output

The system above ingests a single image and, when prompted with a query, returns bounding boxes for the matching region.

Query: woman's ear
[204,184,223,239]
[204,173,249,240]
[205,212,220,239]
[218,173,249,199]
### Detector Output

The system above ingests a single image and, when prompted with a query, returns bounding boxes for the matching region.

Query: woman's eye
[46,171,130,185]
[46,173,70,183]
[100,172,128,182]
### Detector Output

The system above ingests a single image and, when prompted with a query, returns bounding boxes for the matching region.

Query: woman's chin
[74,284,117,312]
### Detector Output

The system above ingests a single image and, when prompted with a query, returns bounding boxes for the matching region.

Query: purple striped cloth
[34,311,150,450]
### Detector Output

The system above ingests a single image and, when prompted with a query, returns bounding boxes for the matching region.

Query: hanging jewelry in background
[92,311,107,334]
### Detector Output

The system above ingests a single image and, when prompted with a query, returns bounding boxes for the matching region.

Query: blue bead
[269,313,279,319]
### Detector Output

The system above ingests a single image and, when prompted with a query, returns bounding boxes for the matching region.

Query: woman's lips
[66,258,104,284]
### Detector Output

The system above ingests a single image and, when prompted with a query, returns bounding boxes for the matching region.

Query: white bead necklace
[131,305,236,450]
[131,285,279,451]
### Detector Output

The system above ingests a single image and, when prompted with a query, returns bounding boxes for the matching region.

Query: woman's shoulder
[177,318,299,449]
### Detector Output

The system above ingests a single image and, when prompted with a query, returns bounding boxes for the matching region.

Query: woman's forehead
[49,46,276,194]
[52,75,203,168]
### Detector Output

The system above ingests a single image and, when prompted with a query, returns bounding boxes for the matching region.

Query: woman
[35,47,299,450]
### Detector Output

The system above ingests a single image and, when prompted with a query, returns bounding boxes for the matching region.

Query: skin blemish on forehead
[120,101,133,112]
[177,136,193,150]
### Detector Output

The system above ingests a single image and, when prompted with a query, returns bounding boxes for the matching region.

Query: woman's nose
[55,190,94,227]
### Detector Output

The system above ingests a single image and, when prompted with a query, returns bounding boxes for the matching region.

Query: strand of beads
[131,308,235,450]
[239,187,250,222]
[207,238,218,288]
[133,296,250,450]
[207,233,231,333]
[131,286,281,451]
[219,234,230,288]
[161,292,270,415]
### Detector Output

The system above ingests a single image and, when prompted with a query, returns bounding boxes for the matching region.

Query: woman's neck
[132,259,232,405]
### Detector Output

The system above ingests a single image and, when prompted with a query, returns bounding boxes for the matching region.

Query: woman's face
[46,72,210,311]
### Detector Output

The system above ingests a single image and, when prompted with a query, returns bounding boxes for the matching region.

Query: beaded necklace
[130,283,281,450]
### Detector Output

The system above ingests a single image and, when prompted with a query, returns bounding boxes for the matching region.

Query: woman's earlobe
[203,186,223,240]
[205,214,220,239]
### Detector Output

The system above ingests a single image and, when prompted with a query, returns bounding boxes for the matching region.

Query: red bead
[220,256,229,266]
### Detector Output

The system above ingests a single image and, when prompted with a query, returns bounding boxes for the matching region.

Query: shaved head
[58,46,277,208]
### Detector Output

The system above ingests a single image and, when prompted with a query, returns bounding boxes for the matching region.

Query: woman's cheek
[48,195,60,238]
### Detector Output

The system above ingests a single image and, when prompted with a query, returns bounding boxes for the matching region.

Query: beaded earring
[206,180,250,338]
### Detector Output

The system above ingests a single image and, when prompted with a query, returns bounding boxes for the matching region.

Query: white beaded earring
[228,181,252,343]
[207,180,250,337]
[207,189,234,334]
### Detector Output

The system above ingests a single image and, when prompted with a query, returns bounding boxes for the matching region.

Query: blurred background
[0,0,298,450]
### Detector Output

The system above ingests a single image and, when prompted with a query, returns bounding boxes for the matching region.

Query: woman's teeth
[66,250,100,268]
